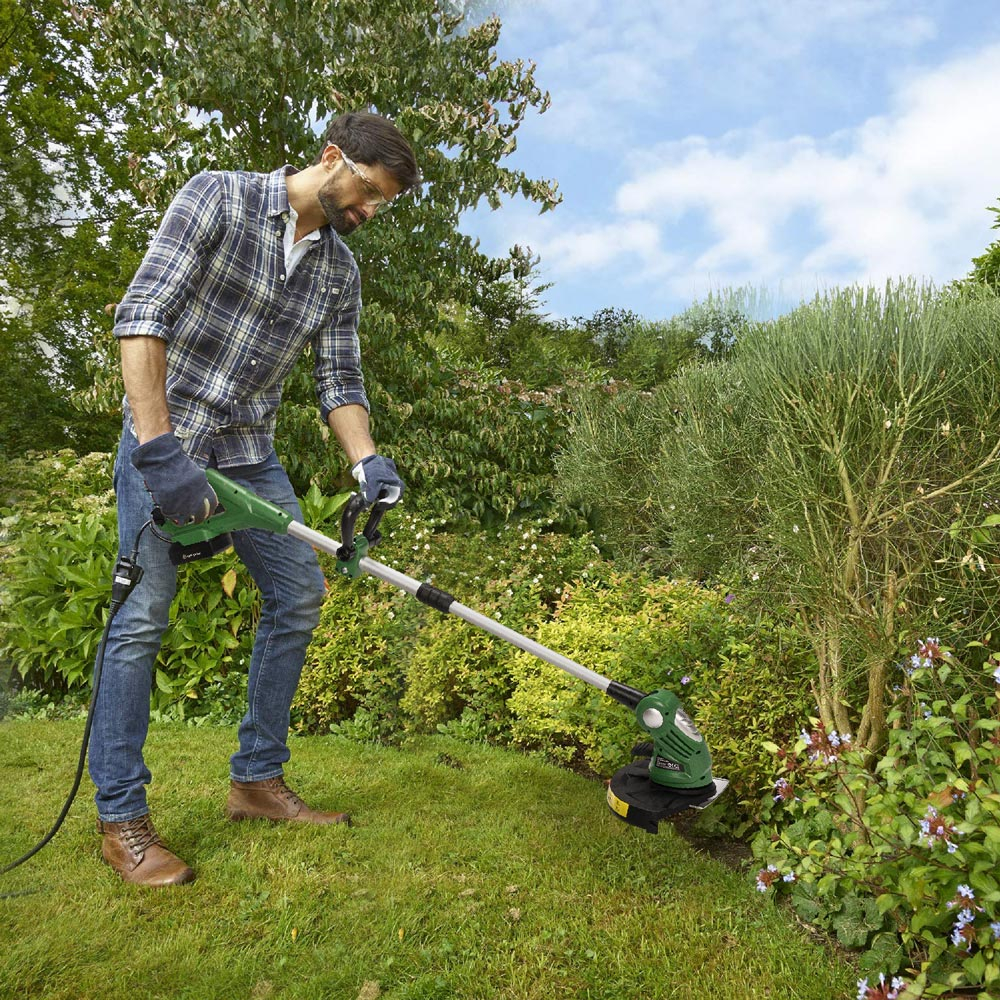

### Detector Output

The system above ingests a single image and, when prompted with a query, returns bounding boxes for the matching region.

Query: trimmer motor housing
[605,689,729,833]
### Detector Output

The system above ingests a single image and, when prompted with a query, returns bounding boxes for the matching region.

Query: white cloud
[535,218,666,273]
[467,2,998,316]
[498,0,939,142]
[592,42,1000,299]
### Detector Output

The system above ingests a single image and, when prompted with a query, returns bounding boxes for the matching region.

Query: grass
[0,720,856,999]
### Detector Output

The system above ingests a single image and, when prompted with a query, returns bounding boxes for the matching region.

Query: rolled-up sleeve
[314,265,370,420]
[114,173,226,342]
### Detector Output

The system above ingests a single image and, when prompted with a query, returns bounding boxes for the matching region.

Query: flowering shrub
[753,640,1000,997]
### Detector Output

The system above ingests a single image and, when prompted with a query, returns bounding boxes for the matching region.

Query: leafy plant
[0,450,261,714]
[293,511,606,740]
[753,639,1000,997]
[506,576,815,827]
[292,573,421,741]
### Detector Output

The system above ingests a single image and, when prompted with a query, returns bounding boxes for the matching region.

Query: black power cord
[0,522,152,893]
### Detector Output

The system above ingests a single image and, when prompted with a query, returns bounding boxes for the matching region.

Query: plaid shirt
[115,166,369,467]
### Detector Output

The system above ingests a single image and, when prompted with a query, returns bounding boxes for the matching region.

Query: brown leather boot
[97,814,195,887]
[225,776,351,826]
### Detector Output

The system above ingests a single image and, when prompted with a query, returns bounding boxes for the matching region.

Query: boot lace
[121,815,161,854]
[263,777,306,809]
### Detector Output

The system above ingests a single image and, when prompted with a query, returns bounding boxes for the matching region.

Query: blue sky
[459,0,1000,321]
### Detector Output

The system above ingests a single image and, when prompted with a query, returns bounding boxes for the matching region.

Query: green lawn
[0,721,856,999]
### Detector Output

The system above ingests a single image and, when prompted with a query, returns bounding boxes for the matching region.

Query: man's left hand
[352,454,405,506]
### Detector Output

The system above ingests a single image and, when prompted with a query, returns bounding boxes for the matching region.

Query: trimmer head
[607,759,729,834]
[603,688,729,833]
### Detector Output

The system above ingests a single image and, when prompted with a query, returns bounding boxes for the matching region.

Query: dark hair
[315,111,420,192]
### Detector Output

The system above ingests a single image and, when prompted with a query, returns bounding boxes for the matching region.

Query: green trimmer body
[163,470,728,833]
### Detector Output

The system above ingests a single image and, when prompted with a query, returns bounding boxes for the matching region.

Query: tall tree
[101,0,558,346]
[2,1,559,470]
[0,0,146,453]
[95,0,560,489]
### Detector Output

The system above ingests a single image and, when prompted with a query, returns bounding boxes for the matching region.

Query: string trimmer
[163,470,729,833]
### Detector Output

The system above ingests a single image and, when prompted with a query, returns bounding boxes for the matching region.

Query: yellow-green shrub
[295,515,602,740]
[292,573,421,738]
[507,577,815,824]
[400,618,509,732]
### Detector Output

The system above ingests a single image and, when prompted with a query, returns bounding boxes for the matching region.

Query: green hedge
[555,283,1000,754]
[296,533,815,830]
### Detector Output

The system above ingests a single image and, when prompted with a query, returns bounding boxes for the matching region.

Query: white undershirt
[282,204,320,278]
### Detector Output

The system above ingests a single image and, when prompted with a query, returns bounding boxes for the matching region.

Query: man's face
[317,155,403,236]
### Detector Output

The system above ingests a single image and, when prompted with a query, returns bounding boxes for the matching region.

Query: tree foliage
[2,0,559,473]
[0,0,150,454]
[969,200,1000,290]
[100,0,559,343]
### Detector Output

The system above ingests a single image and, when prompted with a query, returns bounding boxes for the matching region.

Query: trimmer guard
[606,759,730,834]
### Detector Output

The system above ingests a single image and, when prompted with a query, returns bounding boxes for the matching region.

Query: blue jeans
[88,429,326,822]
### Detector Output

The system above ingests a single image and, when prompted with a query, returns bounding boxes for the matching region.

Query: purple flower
[724,593,735,604]
[800,722,852,764]
[951,916,975,951]
[755,865,780,892]
[857,974,905,1000]
[947,885,982,950]
[904,638,944,676]
[917,637,942,662]
[773,777,795,803]
[920,806,961,853]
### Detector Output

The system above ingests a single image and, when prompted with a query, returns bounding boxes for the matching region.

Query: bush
[753,639,1000,996]
[293,510,608,741]
[554,384,672,570]
[1,451,118,696]
[0,449,261,715]
[507,576,816,828]
[557,283,1000,753]
[292,572,421,740]
[275,340,573,526]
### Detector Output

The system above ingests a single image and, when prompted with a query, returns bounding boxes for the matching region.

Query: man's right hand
[130,433,218,525]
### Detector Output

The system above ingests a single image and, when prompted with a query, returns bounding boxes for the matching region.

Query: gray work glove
[351,454,404,507]
[130,432,218,525]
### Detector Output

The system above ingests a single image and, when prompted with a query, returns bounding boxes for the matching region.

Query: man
[91,112,419,887]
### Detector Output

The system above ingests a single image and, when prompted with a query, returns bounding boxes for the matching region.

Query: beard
[317,178,361,236]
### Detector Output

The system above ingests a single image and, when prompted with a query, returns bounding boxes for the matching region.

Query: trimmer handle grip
[339,493,389,557]
[155,469,294,545]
